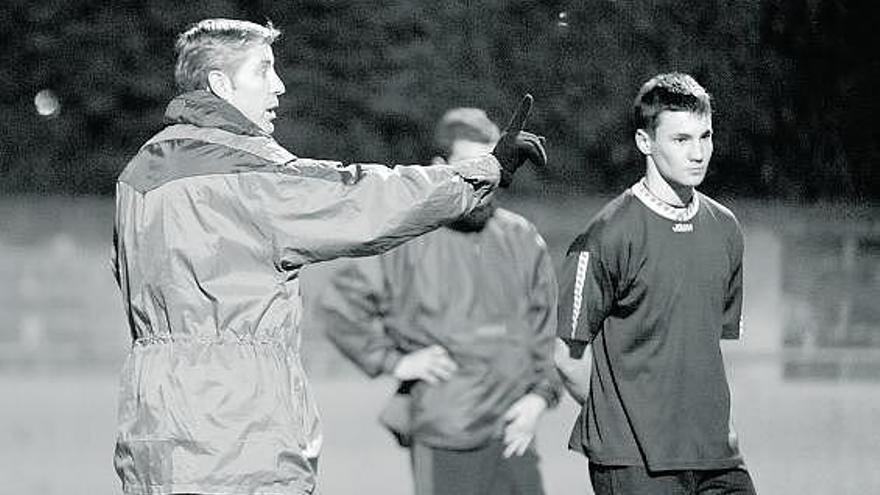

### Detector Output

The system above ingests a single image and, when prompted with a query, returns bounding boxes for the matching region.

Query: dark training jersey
[557,179,745,471]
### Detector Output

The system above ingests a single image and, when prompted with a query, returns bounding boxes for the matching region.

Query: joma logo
[672,223,694,233]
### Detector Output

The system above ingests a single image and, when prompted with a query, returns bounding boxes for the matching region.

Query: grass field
[1,194,879,494]
[2,359,880,495]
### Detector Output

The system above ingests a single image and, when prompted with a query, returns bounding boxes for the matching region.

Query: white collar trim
[631,178,700,222]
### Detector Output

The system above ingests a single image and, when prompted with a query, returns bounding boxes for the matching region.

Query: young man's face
[225,43,285,134]
[641,110,713,187]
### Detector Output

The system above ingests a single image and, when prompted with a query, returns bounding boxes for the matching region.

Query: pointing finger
[504,93,534,132]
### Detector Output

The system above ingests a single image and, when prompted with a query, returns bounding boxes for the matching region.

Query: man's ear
[635,128,653,156]
[207,69,234,100]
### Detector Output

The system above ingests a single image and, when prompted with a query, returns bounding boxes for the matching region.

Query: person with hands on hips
[314,105,559,495]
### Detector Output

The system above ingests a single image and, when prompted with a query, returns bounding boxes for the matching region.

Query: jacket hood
[164,90,267,137]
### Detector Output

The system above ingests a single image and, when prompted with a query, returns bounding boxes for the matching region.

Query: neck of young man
[644,160,694,207]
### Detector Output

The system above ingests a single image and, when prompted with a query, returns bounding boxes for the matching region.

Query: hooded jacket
[111,90,500,495]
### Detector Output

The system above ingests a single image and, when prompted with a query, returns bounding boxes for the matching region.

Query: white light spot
[557,11,570,28]
[34,89,61,117]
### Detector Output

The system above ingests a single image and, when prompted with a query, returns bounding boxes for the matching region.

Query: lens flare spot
[34,89,61,117]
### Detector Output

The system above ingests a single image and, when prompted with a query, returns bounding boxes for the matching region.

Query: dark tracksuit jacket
[314,208,560,450]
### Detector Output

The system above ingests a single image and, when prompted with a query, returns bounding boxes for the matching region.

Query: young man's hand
[501,393,548,458]
[392,345,458,385]
[492,94,548,187]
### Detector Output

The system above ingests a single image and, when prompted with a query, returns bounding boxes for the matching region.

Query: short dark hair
[174,19,280,92]
[633,73,711,134]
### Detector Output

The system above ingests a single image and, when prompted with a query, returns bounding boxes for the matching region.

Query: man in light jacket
[313,108,560,495]
[111,19,545,495]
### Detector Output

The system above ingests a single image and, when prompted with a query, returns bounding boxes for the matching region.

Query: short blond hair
[174,19,280,92]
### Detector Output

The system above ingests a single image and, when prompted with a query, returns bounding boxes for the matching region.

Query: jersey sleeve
[721,221,745,340]
[312,256,404,377]
[242,156,499,267]
[557,224,615,344]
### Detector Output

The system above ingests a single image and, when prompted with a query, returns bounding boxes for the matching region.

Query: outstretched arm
[248,94,548,267]
[246,157,499,267]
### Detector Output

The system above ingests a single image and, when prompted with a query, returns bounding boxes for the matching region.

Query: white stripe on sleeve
[570,251,590,339]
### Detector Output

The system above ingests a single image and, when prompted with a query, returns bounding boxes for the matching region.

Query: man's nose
[689,140,705,161]
[270,70,285,96]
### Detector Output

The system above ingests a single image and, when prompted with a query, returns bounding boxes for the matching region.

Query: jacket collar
[163,90,268,137]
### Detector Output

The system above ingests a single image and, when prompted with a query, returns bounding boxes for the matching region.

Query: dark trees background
[1,0,877,200]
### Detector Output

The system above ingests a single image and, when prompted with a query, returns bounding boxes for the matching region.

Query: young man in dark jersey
[554,73,757,494]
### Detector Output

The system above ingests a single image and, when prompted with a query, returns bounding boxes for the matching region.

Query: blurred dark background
[2,2,879,494]
[2,0,878,200]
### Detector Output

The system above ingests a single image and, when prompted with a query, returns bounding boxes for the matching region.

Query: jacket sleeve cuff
[449,155,501,188]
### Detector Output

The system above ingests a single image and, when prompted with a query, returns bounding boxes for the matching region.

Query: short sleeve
[721,221,745,340]
[557,226,615,343]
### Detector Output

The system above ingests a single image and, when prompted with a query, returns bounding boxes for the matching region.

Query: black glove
[491,94,548,187]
